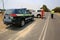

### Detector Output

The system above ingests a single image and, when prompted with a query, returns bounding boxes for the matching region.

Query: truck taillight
[10,14,17,17]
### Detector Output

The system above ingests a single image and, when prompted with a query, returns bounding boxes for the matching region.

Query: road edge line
[8,19,42,40]
[42,15,50,40]
[39,14,50,40]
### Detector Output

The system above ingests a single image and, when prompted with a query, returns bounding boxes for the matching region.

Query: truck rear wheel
[37,14,41,18]
[21,20,25,27]
[31,17,34,21]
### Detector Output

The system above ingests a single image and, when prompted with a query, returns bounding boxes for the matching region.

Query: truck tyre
[31,17,34,21]
[31,15,34,21]
[37,14,41,18]
[21,20,25,27]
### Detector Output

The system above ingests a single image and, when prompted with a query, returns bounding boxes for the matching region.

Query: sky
[0,0,60,10]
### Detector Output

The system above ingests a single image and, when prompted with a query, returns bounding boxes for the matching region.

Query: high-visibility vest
[51,11,54,14]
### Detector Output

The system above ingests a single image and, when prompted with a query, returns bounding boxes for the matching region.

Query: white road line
[14,23,37,40]
[39,14,50,40]
[8,19,42,40]
[42,15,50,40]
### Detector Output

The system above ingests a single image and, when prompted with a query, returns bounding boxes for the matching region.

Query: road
[0,12,60,40]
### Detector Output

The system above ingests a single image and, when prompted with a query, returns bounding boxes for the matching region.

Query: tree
[40,5,50,12]
[52,7,60,12]
[0,9,5,15]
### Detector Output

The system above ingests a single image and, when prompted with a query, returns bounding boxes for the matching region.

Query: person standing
[51,10,55,19]
[41,9,45,19]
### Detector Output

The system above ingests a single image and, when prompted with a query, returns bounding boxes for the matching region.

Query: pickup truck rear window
[14,9,26,14]
[5,9,26,14]
[5,9,14,14]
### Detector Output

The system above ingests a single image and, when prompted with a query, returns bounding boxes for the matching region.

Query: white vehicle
[32,12,41,18]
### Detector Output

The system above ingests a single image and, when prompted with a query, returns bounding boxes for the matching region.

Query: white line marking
[8,19,42,40]
[39,14,50,40]
[14,23,36,40]
[42,15,50,40]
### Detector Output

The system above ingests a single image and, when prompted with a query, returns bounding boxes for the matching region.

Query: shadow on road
[43,17,46,19]
[6,20,35,31]
[35,17,46,19]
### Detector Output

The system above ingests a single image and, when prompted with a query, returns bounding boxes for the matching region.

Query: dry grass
[0,13,6,31]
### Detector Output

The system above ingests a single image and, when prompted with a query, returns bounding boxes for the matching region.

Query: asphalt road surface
[0,12,60,40]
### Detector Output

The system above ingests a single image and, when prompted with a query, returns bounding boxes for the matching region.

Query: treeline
[52,7,60,12]
[40,5,50,12]
[0,5,60,13]
[0,9,5,14]
[40,5,60,12]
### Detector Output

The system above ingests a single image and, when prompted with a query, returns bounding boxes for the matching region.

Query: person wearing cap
[51,10,55,19]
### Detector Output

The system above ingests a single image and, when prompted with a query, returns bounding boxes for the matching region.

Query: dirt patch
[55,13,60,16]
[0,14,7,31]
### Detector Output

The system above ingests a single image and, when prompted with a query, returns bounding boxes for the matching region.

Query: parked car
[3,8,34,26]
[32,12,41,18]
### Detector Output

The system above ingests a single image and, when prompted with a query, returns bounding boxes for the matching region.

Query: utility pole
[2,0,4,9]
[2,0,4,15]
